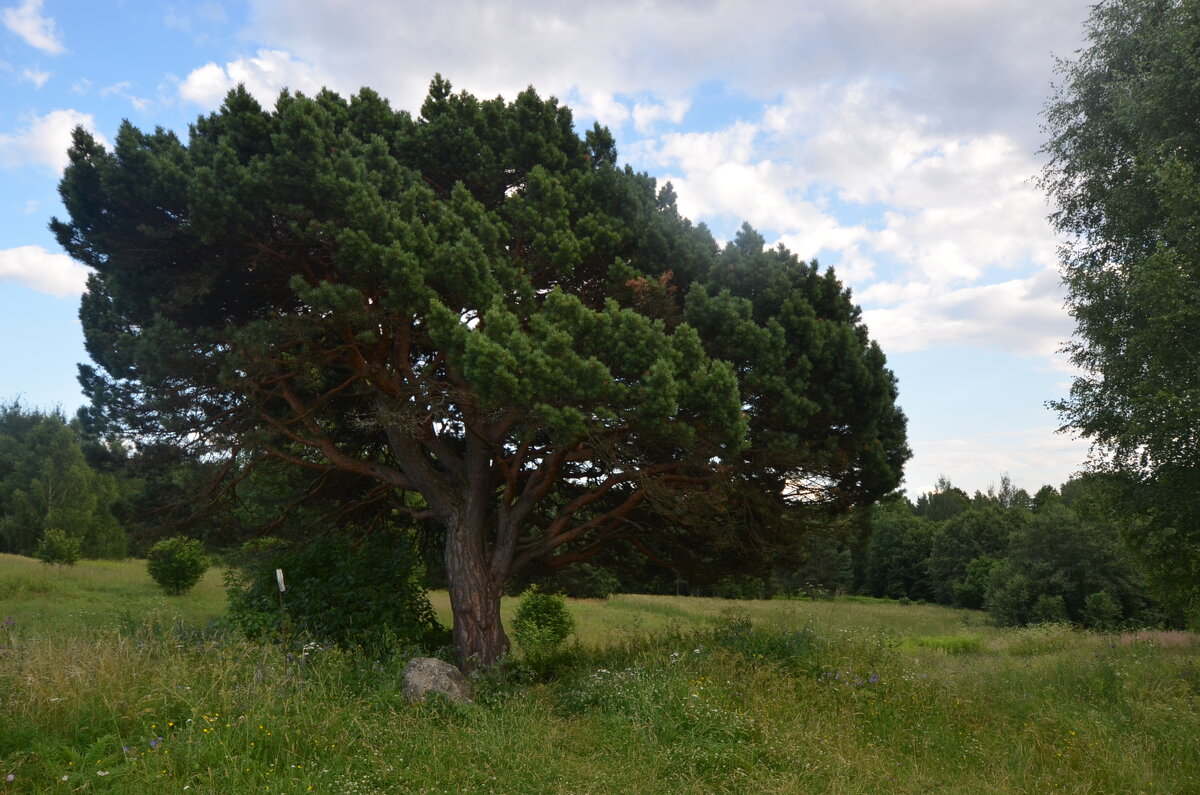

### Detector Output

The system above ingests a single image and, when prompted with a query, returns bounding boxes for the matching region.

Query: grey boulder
[402,657,472,705]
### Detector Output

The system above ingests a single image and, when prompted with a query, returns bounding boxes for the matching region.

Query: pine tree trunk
[444,520,509,668]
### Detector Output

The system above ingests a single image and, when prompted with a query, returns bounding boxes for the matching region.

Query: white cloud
[903,426,1090,498]
[811,243,877,285]
[625,74,1071,360]
[861,267,1071,358]
[566,89,630,130]
[19,66,48,88]
[100,80,131,96]
[2,0,65,55]
[178,62,228,104]
[631,121,865,257]
[100,81,151,112]
[644,122,761,171]
[243,0,1088,147]
[632,99,690,134]
[763,82,938,203]
[0,109,106,173]
[179,49,330,108]
[0,246,89,297]
[626,82,1067,360]
[868,138,1057,286]
[755,85,1060,282]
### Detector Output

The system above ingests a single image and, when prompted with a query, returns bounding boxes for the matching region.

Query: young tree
[1042,0,1200,612]
[146,536,210,595]
[35,528,83,566]
[55,79,907,665]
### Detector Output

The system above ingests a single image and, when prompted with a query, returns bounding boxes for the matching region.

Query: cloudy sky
[0,0,1096,497]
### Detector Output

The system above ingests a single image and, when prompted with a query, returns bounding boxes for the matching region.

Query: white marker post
[276,568,287,644]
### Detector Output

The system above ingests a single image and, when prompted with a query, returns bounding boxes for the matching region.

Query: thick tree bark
[444,519,509,668]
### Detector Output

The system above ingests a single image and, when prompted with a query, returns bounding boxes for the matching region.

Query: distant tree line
[0,401,1180,631]
[0,401,126,558]
[859,475,1157,629]
[516,473,1166,631]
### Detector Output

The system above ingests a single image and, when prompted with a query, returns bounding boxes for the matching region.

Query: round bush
[223,533,448,654]
[147,536,210,595]
[1032,594,1068,625]
[35,528,82,566]
[512,585,576,656]
[1082,590,1122,630]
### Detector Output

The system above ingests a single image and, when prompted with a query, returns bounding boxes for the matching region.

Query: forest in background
[0,400,1172,634]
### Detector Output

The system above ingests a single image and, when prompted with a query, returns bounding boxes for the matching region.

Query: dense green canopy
[1042,0,1200,613]
[0,402,125,558]
[55,78,907,663]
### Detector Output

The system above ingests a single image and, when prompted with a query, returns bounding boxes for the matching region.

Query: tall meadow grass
[2,556,1198,792]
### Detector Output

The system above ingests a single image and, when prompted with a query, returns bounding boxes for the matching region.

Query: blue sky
[0,0,1095,498]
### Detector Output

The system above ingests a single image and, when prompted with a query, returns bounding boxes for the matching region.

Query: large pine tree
[55,78,908,664]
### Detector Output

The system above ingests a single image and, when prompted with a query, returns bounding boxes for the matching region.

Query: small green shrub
[985,564,1031,626]
[512,585,576,657]
[34,528,82,566]
[224,533,447,654]
[1083,590,1122,630]
[953,555,997,609]
[1032,594,1069,624]
[146,536,209,595]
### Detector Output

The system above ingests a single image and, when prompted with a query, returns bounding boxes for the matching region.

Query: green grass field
[2,554,1198,793]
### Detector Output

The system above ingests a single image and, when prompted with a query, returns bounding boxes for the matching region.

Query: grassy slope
[0,553,227,632]
[2,555,1198,793]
